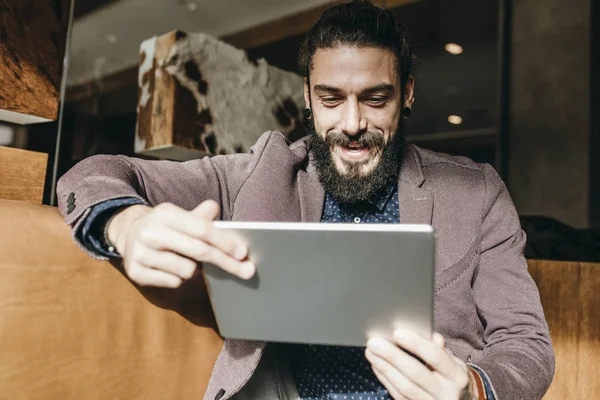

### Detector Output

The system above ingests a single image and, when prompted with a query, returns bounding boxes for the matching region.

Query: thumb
[432,332,445,348]
[192,200,220,220]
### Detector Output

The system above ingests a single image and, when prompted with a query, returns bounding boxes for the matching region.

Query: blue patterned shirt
[290,182,399,400]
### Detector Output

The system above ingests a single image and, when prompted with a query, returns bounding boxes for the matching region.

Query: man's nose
[341,99,366,136]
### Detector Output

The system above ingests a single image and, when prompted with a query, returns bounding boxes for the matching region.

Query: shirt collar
[368,180,397,212]
[324,180,398,213]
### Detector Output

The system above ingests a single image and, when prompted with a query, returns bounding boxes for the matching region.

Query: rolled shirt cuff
[79,197,146,259]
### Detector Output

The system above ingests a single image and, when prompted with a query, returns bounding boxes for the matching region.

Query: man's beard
[309,120,405,204]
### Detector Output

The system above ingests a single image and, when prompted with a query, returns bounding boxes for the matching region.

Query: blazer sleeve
[57,131,276,245]
[472,164,555,399]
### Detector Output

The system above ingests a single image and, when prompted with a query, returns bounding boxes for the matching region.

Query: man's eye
[367,97,387,105]
[321,98,341,106]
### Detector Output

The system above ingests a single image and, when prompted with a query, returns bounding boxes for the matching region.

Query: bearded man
[57,1,554,399]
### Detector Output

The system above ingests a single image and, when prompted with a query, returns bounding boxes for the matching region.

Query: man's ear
[404,75,415,107]
[304,78,311,108]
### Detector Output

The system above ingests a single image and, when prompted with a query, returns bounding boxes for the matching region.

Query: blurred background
[1,0,598,232]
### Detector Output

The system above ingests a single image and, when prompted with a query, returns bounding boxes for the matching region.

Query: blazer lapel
[298,156,325,223]
[398,144,433,225]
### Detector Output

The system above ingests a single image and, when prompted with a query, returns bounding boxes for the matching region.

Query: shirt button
[354,217,361,223]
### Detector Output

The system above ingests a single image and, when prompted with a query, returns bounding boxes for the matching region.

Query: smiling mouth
[338,143,371,160]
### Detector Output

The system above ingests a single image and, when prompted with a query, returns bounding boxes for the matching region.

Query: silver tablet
[203,222,435,347]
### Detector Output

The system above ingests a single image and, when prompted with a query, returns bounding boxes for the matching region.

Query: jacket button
[215,389,226,400]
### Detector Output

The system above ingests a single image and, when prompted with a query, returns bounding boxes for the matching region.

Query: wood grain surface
[528,260,600,399]
[0,146,48,203]
[0,0,70,122]
[0,200,224,400]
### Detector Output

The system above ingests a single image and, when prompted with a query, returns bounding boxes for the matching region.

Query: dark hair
[298,0,415,91]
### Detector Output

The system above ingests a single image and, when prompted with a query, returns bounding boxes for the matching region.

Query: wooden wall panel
[0,0,70,124]
[528,260,600,399]
[0,147,48,204]
[578,263,600,396]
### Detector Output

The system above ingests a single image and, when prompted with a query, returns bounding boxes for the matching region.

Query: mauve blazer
[58,131,555,399]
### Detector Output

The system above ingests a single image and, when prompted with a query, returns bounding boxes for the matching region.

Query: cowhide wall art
[0,0,70,124]
[135,30,306,160]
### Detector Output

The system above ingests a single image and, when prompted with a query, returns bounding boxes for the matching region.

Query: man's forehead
[310,46,399,90]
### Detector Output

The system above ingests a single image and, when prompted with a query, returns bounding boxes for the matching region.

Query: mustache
[324,131,386,151]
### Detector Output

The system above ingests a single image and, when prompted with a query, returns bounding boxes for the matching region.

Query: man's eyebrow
[312,83,396,94]
[313,84,343,93]
[361,84,396,94]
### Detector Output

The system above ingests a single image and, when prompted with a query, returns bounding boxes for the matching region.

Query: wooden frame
[0,147,48,204]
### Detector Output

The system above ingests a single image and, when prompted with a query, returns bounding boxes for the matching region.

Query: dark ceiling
[248,0,501,136]
[73,0,120,19]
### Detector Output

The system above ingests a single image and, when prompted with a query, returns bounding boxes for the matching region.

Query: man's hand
[365,330,471,400]
[107,200,255,288]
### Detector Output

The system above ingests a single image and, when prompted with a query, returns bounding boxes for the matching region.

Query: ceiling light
[445,43,463,55]
[187,2,197,11]
[448,115,463,125]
